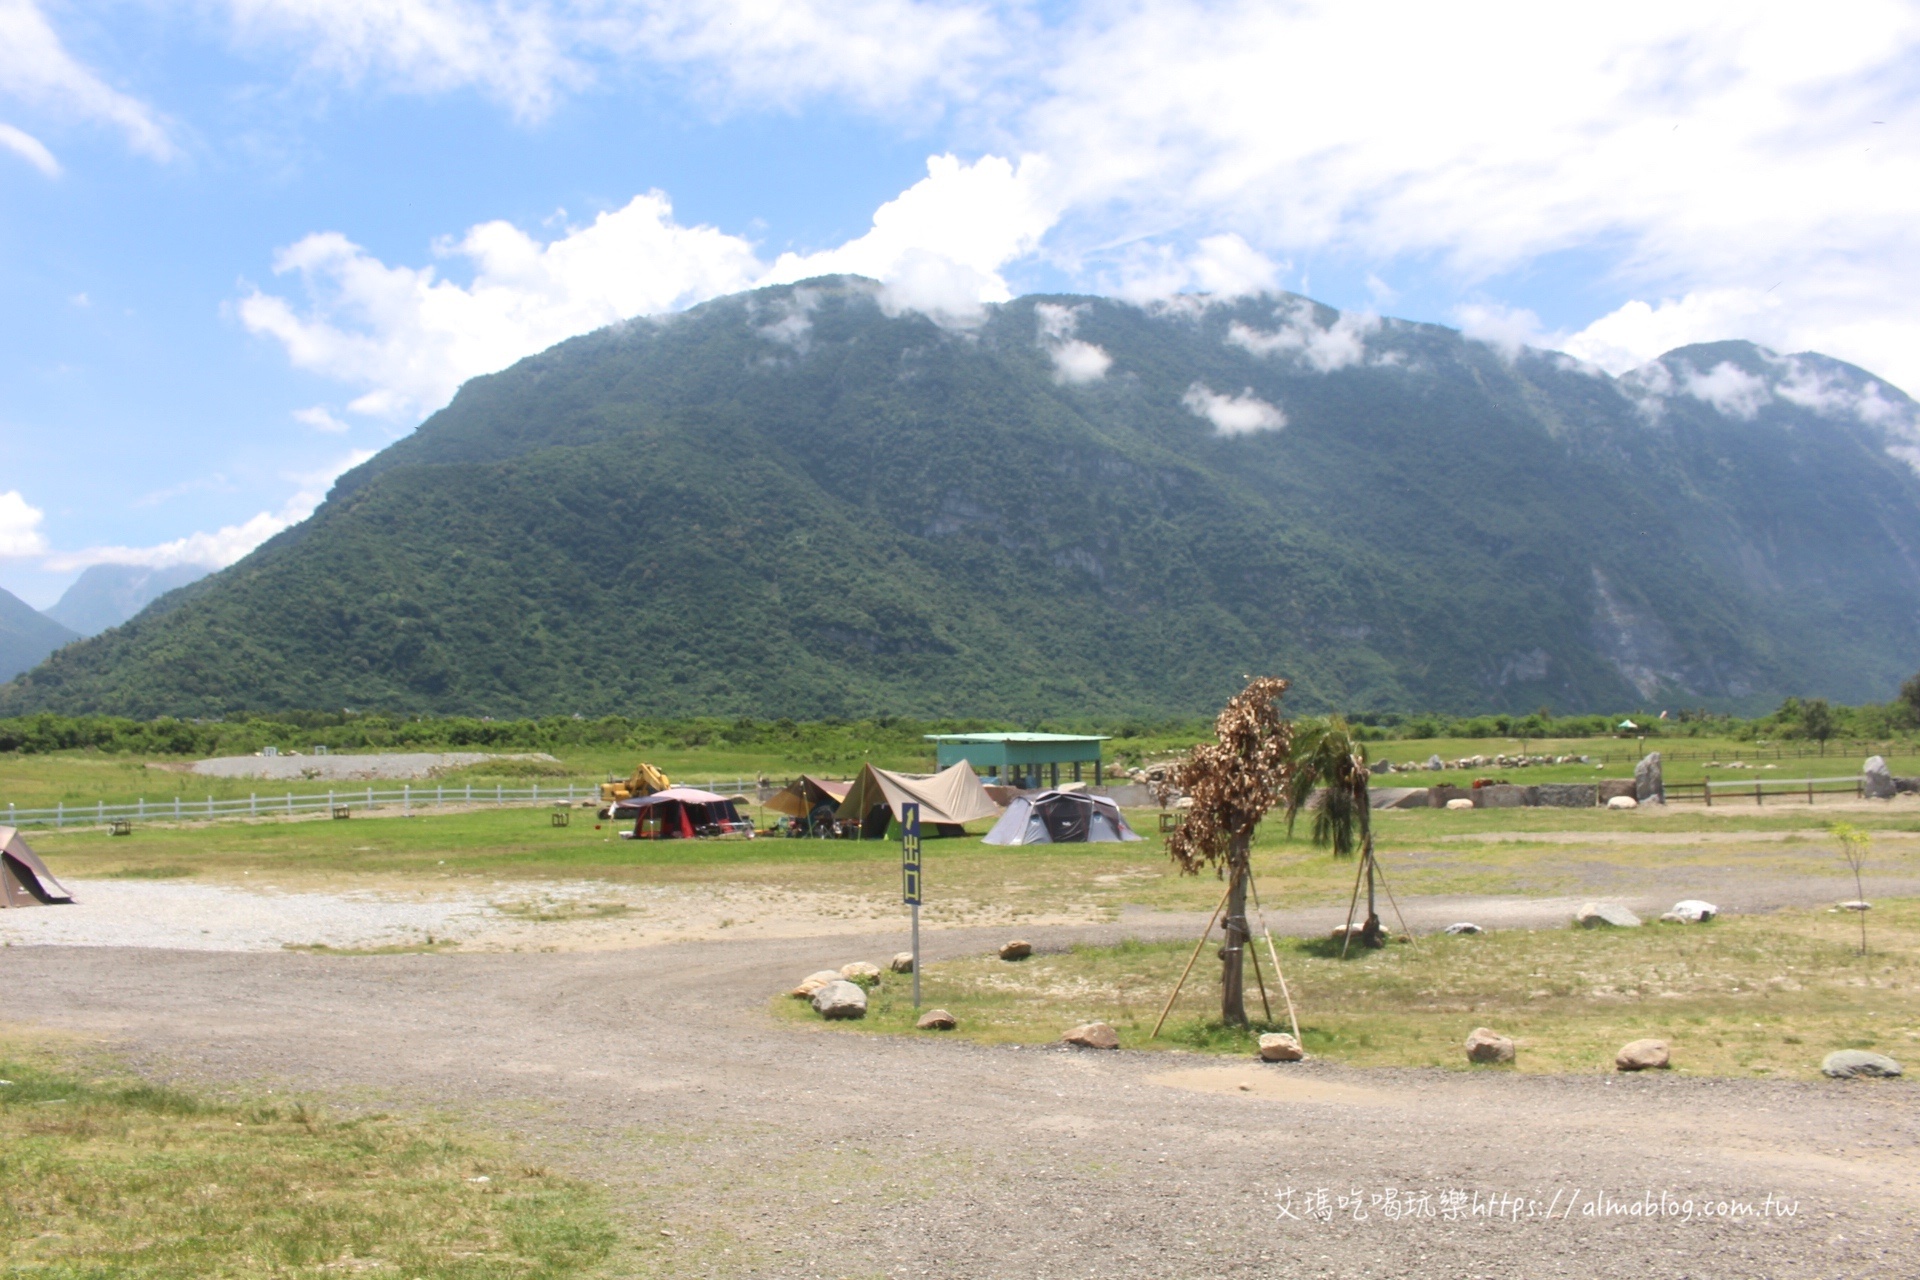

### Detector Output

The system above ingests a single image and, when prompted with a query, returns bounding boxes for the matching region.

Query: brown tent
[0,826,74,907]
[837,762,1001,838]
[764,775,853,820]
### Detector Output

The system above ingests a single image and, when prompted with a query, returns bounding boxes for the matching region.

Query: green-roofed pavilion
[925,732,1110,788]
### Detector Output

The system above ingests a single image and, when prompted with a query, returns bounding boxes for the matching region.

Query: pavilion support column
[1051,763,1059,788]
[1073,761,1082,782]
[1094,760,1102,785]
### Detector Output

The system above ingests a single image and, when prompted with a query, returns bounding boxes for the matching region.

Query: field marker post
[56,802,61,829]
[901,802,922,1008]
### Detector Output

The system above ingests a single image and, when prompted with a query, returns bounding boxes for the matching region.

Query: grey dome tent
[0,827,74,906]
[982,790,1144,846]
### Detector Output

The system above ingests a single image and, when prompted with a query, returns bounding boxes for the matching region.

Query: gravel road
[5,916,1915,1278]
[183,751,561,781]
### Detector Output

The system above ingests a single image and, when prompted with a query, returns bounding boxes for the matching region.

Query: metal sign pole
[901,802,922,1008]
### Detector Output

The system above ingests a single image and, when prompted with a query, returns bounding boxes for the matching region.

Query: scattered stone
[811,980,868,1020]
[1426,754,1445,771]
[1443,922,1483,935]
[916,1008,957,1031]
[1668,899,1717,923]
[1328,922,1371,941]
[1257,1032,1305,1062]
[1607,795,1639,810]
[1000,940,1033,961]
[1863,755,1896,800]
[839,961,883,987]
[1822,1050,1902,1079]
[1635,751,1664,804]
[1465,1027,1515,1065]
[790,969,843,998]
[1838,900,1872,912]
[1575,902,1642,928]
[890,952,916,974]
[1445,798,1475,811]
[1063,1021,1120,1050]
[1615,1039,1671,1071]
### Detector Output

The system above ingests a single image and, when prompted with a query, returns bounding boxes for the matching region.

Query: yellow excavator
[599,762,672,805]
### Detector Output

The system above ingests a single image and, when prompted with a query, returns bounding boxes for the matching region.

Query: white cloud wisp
[1182,382,1285,436]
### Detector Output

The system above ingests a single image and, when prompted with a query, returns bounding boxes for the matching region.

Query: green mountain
[9,278,1920,718]
[0,587,78,684]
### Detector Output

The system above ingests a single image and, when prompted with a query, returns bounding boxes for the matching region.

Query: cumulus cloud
[1033,302,1111,383]
[0,490,49,557]
[1452,302,1551,360]
[1563,290,1785,374]
[293,405,353,433]
[240,193,764,419]
[1182,382,1285,435]
[0,0,172,158]
[1680,361,1772,420]
[764,153,1057,325]
[44,450,376,571]
[1228,299,1379,372]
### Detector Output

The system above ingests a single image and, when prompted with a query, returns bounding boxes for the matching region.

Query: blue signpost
[901,802,922,1008]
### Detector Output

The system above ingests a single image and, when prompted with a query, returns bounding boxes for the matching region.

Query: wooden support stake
[1151,881,1234,1039]
[1247,873,1302,1045]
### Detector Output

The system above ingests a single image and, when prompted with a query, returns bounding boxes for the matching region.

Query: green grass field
[0,1033,619,1279]
[780,900,1920,1080]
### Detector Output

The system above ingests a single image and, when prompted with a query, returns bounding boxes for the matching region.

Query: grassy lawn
[779,901,1920,1079]
[0,1033,619,1279]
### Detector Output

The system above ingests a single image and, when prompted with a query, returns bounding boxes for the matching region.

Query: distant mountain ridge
[0,587,77,683]
[7,277,1920,718]
[45,563,214,637]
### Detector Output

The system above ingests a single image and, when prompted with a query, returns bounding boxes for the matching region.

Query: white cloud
[1227,299,1379,372]
[1563,290,1785,374]
[1182,382,1285,435]
[763,153,1057,326]
[293,405,353,433]
[0,0,171,158]
[0,121,57,175]
[218,0,1002,121]
[1452,302,1550,360]
[1680,361,1772,420]
[1033,302,1110,384]
[44,450,376,571]
[0,490,49,557]
[240,193,763,419]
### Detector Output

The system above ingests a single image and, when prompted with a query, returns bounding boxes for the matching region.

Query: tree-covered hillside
[9,277,1920,718]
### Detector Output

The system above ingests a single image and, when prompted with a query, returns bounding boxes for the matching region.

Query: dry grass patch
[783,901,1920,1079]
[0,1037,619,1279]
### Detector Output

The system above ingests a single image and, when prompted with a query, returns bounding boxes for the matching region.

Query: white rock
[1443,922,1483,935]
[1822,1050,1901,1078]
[1838,900,1872,912]
[1257,1032,1305,1062]
[1607,794,1638,809]
[1575,902,1642,928]
[1615,1038,1671,1071]
[811,980,868,1020]
[1445,798,1474,811]
[1669,899,1717,923]
[1863,755,1896,800]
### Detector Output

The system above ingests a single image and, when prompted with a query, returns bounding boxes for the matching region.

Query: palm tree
[1283,716,1381,951]
[1162,677,1296,1026]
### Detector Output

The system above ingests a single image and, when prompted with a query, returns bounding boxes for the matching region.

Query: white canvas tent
[982,790,1144,846]
[838,761,1000,837]
[0,826,74,906]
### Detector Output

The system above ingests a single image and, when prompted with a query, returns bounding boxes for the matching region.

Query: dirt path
[4,918,1915,1278]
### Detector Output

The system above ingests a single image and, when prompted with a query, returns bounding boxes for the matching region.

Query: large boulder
[811,980,869,1020]
[1606,795,1638,810]
[1635,752,1664,804]
[1063,1021,1120,1050]
[1576,902,1642,928]
[790,969,844,998]
[1535,783,1598,808]
[890,952,916,974]
[999,940,1033,961]
[916,1008,957,1031]
[839,961,883,987]
[1863,755,1896,800]
[1445,798,1475,811]
[1615,1039,1671,1071]
[1258,1032,1305,1061]
[1465,1027,1515,1064]
[1822,1050,1902,1079]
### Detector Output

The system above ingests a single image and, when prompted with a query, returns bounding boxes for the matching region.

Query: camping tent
[611,787,750,839]
[765,776,852,823]
[982,790,1144,846]
[837,762,1000,838]
[0,826,74,906]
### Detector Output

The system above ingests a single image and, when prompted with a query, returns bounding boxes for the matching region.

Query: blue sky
[3,1,1919,607]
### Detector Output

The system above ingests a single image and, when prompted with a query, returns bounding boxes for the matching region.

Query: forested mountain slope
[10,277,1920,718]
